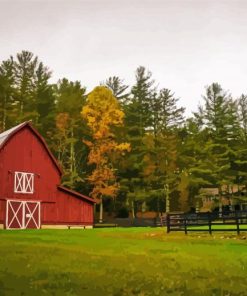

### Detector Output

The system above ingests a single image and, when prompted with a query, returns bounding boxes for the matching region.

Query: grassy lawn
[0,228,247,296]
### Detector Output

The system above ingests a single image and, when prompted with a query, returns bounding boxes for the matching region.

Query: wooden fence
[94,217,159,228]
[162,211,247,235]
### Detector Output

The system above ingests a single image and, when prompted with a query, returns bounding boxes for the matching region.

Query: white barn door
[6,200,41,229]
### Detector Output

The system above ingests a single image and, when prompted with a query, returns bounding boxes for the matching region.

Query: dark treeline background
[1,51,247,218]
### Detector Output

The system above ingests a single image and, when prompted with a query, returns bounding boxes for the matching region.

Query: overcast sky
[1,0,247,116]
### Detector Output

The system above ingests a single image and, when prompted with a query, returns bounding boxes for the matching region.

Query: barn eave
[57,185,96,203]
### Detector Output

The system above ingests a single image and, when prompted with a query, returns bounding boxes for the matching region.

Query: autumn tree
[82,86,130,222]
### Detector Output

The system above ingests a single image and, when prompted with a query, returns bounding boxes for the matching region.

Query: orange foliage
[82,86,130,199]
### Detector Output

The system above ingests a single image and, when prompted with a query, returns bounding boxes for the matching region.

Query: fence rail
[94,217,159,228]
[163,211,247,235]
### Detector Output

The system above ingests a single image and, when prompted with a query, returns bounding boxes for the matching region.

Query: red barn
[0,122,95,229]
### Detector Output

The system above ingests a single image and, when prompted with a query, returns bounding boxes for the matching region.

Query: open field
[0,228,247,296]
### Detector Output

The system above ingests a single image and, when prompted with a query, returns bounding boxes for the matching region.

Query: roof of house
[199,188,219,195]
[57,185,96,203]
[0,122,62,175]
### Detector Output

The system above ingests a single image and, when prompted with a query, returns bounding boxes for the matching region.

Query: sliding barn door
[6,200,41,229]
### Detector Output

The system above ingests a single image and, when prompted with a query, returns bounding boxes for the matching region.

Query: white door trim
[6,200,41,229]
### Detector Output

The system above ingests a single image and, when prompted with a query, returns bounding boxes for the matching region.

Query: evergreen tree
[103,76,129,105]
[191,83,241,196]
[238,94,247,142]
[34,62,55,145]
[0,57,16,131]
[0,51,54,132]
[53,78,87,188]
[14,51,39,121]
[234,94,247,191]
[120,66,155,217]
[143,89,185,213]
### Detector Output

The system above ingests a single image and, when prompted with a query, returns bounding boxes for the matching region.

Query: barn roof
[0,122,62,175]
[57,185,96,203]
[0,122,26,147]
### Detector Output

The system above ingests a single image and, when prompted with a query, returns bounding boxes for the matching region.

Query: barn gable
[0,122,62,175]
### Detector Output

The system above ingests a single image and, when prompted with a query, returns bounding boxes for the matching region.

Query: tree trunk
[99,198,103,223]
[165,184,170,213]
[2,94,6,131]
[131,200,135,218]
[70,127,75,186]
[157,197,160,217]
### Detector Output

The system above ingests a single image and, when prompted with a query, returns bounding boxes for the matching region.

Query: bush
[116,207,129,218]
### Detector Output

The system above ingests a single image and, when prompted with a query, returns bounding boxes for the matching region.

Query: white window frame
[14,172,34,194]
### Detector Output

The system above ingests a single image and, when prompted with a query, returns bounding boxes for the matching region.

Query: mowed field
[0,228,246,296]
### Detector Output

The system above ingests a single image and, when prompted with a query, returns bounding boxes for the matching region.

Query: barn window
[14,172,34,194]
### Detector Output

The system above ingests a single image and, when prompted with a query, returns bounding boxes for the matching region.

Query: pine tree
[120,66,155,217]
[0,51,54,134]
[0,57,16,131]
[103,76,129,105]
[14,51,39,122]
[143,88,185,213]
[234,94,247,193]
[53,78,87,188]
[238,94,247,142]
[33,62,55,146]
[190,83,241,198]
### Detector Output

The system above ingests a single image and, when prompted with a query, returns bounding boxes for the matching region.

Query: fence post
[166,214,170,233]
[208,213,212,235]
[184,215,187,235]
[236,213,240,235]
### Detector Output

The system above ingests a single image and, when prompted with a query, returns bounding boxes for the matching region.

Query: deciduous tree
[82,86,130,222]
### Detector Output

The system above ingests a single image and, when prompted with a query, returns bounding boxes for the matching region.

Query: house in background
[0,122,95,229]
[197,186,247,213]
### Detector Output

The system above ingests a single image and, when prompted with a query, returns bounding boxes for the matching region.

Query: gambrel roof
[0,122,63,175]
[0,122,26,147]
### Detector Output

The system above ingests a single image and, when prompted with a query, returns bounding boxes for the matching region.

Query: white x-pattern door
[6,200,41,229]
[14,172,34,194]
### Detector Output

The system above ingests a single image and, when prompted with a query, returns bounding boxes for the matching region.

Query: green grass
[0,228,247,296]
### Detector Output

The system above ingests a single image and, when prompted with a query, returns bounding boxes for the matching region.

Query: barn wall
[0,127,60,223]
[0,200,6,224]
[51,190,94,225]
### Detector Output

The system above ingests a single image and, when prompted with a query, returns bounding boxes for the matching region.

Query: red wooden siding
[0,127,60,202]
[56,189,93,225]
[0,122,95,228]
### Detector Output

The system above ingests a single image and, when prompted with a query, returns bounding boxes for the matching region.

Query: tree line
[1,51,247,218]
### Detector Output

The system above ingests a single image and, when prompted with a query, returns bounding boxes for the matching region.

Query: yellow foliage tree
[81,86,130,222]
